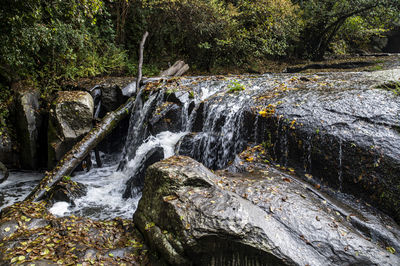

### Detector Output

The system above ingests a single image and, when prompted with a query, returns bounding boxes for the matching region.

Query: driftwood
[24,97,135,202]
[160,60,189,77]
[0,161,8,184]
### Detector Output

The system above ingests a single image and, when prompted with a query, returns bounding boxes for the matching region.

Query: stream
[1,67,400,224]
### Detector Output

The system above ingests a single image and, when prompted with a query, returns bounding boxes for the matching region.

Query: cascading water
[47,77,262,219]
[4,71,397,221]
[1,75,285,219]
[49,131,186,219]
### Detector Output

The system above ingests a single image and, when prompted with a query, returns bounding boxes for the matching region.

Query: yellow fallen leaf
[246,157,254,162]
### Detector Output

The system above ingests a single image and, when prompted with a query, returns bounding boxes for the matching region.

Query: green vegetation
[376,81,400,95]
[0,0,399,118]
[295,0,400,60]
[227,80,245,93]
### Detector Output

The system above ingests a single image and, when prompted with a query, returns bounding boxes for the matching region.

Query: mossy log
[24,97,135,202]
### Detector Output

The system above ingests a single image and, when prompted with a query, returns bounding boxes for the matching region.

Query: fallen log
[24,97,135,202]
[0,161,9,184]
[160,60,189,77]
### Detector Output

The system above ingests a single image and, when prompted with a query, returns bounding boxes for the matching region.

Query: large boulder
[255,83,400,222]
[164,70,400,222]
[48,91,94,168]
[134,156,400,265]
[13,87,42,169]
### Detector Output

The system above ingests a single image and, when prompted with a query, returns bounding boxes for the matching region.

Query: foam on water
[49,131,186,220]
[49,201,70,216]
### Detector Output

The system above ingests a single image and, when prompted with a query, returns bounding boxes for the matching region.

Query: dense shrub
[125,0,300,70]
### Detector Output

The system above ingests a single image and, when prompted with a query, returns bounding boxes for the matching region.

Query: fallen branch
[135,31,149,109]
[24,97,135,202]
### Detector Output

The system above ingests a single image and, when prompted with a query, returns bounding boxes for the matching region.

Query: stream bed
[1,63,400,264]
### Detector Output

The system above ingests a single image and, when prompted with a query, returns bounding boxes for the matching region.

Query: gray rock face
[165,70,400,223]
[149,102,183,135]
[14,90,41,169]
[48,91,93,168]
[134,156,400,266]
[255,86,400,222]
[0,127,18,168]
[100,84,127,114]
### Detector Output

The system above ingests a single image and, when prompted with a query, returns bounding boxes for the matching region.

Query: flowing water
[0,171,42,211]
[47,76,261,219]
[2,68,400,220]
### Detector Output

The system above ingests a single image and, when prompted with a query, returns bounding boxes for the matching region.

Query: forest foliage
[0,0,399,90]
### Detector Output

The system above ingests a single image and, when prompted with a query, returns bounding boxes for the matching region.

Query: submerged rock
[47,91,94,168]
[134,156,400,265]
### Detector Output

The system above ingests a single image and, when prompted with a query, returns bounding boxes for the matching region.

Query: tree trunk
[24,97,135,202]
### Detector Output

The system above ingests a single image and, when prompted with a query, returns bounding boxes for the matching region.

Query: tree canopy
[0,0,398,87]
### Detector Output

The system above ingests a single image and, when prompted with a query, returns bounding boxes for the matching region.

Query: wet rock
[135,156,400,265]
[164,90,191,106]
[47,91,94,168]
[191,102,205,132]
[0,220,19,241]
[48,179,87,206]
[0,127,18,168]
[123,146,164,198]
[165,71,400,222]
[256,87,400,222]
[149,102,182,135]
[99,84,128,114]
[14,88,41,169]
[97,115,130,154]
[175,133,196,157]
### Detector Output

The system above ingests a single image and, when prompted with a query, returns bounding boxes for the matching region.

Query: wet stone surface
[134,156,400,266]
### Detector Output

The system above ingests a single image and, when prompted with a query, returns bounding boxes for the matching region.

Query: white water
[49,131,186,220]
